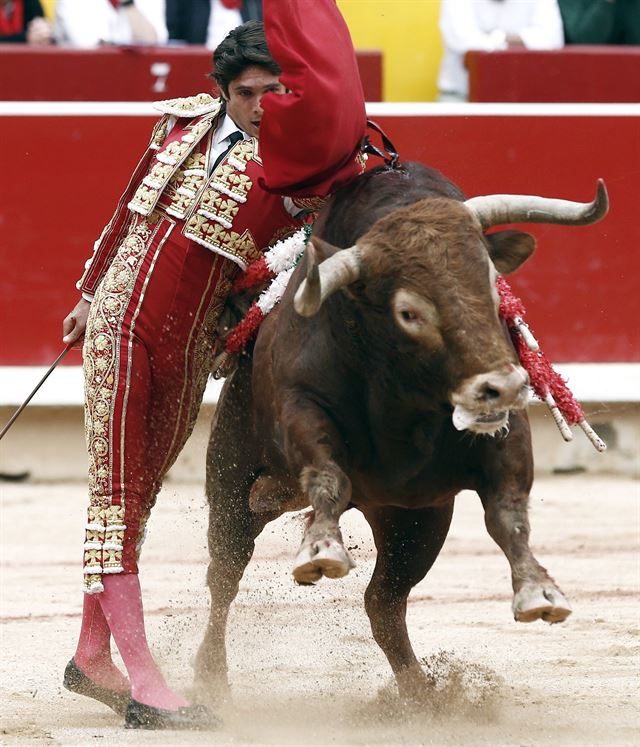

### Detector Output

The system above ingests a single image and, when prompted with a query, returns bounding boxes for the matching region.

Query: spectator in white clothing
[437,0,564,101]
[54,0,168,48]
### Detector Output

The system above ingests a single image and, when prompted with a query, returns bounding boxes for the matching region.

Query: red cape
[260,0,367,197]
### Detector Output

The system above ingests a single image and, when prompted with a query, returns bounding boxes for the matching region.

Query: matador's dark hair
[210,20,281,97]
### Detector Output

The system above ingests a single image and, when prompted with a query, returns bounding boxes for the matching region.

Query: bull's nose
[477,382,503,404]
[451,365,530,412]
[475,365,529,405]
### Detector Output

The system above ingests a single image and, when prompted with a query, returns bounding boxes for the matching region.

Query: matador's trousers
[82,208,236,593]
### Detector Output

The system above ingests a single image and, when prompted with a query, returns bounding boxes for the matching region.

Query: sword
[0,343,75,441]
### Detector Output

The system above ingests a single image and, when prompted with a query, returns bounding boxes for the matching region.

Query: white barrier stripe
[0,366,224,406]
[0,102,639,117]
[366,102,640,117]
[0,364,637,406]
[0,102,157,116]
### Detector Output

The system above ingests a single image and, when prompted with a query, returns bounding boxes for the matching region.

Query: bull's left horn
[294,244,363,317]
[464,178,609,229]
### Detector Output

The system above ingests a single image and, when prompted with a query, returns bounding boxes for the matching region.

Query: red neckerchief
[0,0,24,36]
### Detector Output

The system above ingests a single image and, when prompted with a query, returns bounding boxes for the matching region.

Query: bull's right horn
[294,242,363,317]
[465,178,609,229]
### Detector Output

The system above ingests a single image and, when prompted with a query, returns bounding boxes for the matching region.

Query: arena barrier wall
[0,102,638,406]
[467,47,640,104]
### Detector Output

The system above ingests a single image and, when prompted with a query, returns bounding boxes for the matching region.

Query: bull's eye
[392,288,443,349]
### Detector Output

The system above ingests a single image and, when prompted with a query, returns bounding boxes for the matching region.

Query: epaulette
[153,93,222,118]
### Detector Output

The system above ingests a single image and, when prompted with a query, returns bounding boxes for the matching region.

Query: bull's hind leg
[363,504,454,701]
[194,359,280,702]
[477,414,571,624]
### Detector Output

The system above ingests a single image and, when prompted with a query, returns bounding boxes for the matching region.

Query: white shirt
[54,0,168,48]
[437,0,564,99]
[210,112,250,170]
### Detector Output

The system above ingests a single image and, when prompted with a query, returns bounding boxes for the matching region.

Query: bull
[194,162,608,700]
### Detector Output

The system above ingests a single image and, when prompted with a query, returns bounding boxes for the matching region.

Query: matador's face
[223,65,285,139]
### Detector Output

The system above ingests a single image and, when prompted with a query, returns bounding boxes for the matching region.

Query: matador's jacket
[78,0,368,594]
[77,93,319,298]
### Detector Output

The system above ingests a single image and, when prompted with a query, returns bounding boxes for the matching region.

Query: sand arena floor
[1,474,638,746]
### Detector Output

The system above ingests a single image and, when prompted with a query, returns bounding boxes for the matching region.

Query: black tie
[212,131,243,172]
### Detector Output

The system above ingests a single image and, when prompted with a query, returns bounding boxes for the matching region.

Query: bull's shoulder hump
[153,93,222,118]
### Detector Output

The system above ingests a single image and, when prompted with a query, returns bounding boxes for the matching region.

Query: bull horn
[464,178,609,229]
[294,243,363,317]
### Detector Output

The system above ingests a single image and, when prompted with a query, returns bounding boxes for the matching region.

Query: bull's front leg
[293,462,355,583]
[280,395,355,584]
[477,414,571,624]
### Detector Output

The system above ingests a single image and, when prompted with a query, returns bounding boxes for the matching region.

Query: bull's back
[319,162,464,247]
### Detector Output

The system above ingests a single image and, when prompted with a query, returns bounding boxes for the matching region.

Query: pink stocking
[99,573,189,710]
[73,593,130,692]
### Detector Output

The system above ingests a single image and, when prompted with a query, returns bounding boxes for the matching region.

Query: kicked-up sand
[1,474,638,746]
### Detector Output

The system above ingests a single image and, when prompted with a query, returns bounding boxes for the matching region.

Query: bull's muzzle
[450,364,530,435]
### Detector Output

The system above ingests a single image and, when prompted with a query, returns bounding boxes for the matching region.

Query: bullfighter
[60,0,366,729]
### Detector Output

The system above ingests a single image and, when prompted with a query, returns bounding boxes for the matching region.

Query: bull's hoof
[513,584,572,624]
[292,538,355,585]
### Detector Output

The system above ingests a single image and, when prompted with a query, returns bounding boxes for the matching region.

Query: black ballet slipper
[63,658,131,716]
[124,699,220,730]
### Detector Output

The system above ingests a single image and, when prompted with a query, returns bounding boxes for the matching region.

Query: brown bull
[195,162,608,701]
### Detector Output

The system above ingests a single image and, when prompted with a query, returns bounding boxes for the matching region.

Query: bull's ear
[486,230,536,275]
[310,235,342,263]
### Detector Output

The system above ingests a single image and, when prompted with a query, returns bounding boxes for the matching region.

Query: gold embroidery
[198,189,240,225]
[144,161,174,188]
[237,137,261,164]
[178,137,262,265]
[129,122,213,216]
[150,117,170,150]
[212,163,252,202]
[183,152,206,173]
[82,216,162,591]
[156,140,193,166]
[183,216,261,267]
[105,504,126,526]
[129,184,159,215]
[164,167,208,219]
[154,93,220,117]
[83,548,102,571]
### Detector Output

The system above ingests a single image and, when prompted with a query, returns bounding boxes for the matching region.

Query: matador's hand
[63,298,91,348]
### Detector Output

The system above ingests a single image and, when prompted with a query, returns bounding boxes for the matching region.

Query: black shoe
[124,699,220,730]
[63,658,131,716]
